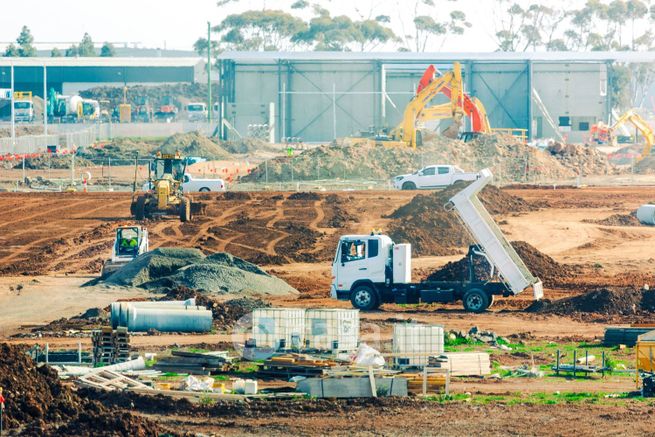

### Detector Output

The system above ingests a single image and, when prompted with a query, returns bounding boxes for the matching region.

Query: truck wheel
[179,197,191,222]
[463,289,490,313]
[199,187,210,192]
[350,285,379,311]
[453,179,466,187]
[134,196,147,220]
[402,181,416,190]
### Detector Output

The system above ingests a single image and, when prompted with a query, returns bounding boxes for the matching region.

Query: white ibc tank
[304,309,359,351]
[637,204,655,225]
[252,308,305,349]
[392,324,444,367]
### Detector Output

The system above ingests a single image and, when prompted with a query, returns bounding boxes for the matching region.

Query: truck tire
[199,187,210,192]
[134,196,147,220]
[179,197,191,222]
[402,181,417,190]
[463,289,490,313]
[350,285,379,311]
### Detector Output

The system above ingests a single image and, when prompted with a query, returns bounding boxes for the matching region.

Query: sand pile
[545,142,613,175]
[526,287,655,316]
[78,138,159,161]
[105,249,297,296]
[0,343,164,435]
[386,185,536,256]
[427,241,577,286]
[155,132,231,160]
[584,212,642,226]
[10,155,94,170]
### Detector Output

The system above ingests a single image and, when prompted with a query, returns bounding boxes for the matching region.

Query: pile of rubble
[545,142,614,176]
[155,132,232,160]
[527,287,655,316]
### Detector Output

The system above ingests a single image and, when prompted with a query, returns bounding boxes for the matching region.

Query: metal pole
[265,159,268,184]
[332,83,337,141]
[108,157,112,191]
[207,21,212,126]
[43,65,47,138]
[10,64,15,153]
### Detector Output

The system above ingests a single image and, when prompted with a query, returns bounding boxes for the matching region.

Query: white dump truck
[331,168,543,312]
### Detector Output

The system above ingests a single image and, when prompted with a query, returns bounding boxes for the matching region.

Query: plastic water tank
[637,204,655,225]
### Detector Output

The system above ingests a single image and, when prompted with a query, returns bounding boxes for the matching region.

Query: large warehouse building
[215,51,648,143]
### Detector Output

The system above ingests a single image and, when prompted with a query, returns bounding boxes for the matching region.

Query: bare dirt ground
[1,186,655,435]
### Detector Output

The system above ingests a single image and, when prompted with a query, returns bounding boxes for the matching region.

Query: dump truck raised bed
[330,168,543,312]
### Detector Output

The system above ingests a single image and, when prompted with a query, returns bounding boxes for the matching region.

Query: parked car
[143,174,225,193]
[393,165,478,190]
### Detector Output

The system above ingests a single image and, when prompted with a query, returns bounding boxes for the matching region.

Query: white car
[143,174,226,193]
[393,165,479,190]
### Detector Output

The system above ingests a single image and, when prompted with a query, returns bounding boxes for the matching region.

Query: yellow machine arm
[391,62,464,148]
[609,109,655,160]
[417,96,492,134]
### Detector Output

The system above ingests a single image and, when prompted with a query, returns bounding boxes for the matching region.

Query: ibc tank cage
[392,324,444,367]
[252,308,305,349]
[304,309,359,351]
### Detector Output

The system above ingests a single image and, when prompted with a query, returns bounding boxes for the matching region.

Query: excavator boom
[607,109,655,161]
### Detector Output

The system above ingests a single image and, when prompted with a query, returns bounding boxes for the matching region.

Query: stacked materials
[428,352,491,376]
[92,326,130,365]
[110,299,212,333]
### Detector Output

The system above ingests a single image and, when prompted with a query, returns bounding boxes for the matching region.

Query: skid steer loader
[101,226,149,277]
[130,152,205,222]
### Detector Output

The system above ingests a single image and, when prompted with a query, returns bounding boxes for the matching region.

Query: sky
[0,0,585,53]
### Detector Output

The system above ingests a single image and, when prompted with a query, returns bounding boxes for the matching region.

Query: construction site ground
[2,185,655,435]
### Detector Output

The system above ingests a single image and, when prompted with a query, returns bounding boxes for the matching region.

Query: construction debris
[77,369,151,391]
[258,354,339,378]
[154,350,232,375]
[428,352,491,376]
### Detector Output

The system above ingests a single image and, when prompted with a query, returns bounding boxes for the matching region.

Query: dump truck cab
[101,226,149,277]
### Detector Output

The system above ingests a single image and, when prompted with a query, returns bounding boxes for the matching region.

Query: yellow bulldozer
[130,152,204,222]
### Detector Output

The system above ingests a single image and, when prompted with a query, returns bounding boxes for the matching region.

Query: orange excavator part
[417,65,436,94]
[438,85,490,133]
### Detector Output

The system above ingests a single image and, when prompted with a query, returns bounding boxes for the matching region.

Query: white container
[304,309,359,351]
[392,324,444,367]
[252,308,305,349]
[637,204,655,225]
[393,244,412,284]
[244,379,258,395]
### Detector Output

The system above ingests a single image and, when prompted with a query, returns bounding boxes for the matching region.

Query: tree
[625,0,648,49]
[399,0,469,52]
[50,47,62,57]
[354,19,397,51]
[16,26,36,57]
[294,13,360,51]
[193,37,219,57]
[3,43,19,57]
[100,42,116,57]
[65,45,78,57]
[77,33,96,56]
[213,10,307,51]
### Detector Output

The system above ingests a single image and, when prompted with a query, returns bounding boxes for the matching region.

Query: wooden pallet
[77,370,151,391]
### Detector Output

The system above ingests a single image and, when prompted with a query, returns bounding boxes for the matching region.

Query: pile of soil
[608,143,642,166]
[634,153,655,174]
[10,154,94,170]
[427,241,577,286]
[165,286,271,330]
[155,132,232,160]
[80,82,216,109]
[386,185,536,256]
[526,287,655,316]
[288,191,321,201]
[78,138,159,161]
[0,343,165,435]
[584,212,642,226]
[545,142,613,176]
[221,138,275,154]
[104,249,298,296]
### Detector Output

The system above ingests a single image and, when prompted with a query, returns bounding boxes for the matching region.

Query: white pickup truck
[393,165,478,190]
[144,174,226,193]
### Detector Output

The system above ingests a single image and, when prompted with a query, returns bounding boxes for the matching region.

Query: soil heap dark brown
[526,287,655,316]
[387,185,537,256]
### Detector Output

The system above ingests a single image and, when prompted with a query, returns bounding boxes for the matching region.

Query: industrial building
[0,57,203,97]
[216,51,655,143]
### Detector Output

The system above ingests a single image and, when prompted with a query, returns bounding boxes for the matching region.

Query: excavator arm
[608,109,655,160]
[417,95,492,134]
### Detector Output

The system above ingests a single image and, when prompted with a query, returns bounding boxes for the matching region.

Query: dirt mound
[78,138,159,161]
[11,154,94,170]
[156,132,231,160]
[80,82,215,109]
[634,153,655,174]
[221,138,274,154]
[545,142,613,176]
[584,212,642,226]
[526,287,655,316]
[220,191,252,200]
[387,185,536,256]
[427,241,576,286]
[288,191,320,200]
[105,248,297,296]
[0,343,165,435]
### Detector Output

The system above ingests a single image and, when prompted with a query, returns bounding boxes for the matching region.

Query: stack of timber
[400,368,450,394]
[604,326,655,347]
[428,352,491,376]
[258,354,339,378]
[154,350,231,375]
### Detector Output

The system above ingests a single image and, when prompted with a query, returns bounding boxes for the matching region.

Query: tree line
[195,0,655,54]
[3,26,116,57]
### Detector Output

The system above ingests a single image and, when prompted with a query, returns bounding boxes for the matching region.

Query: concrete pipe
[111,299,197,328]
[637,204,655,225]
[126,307,212,333]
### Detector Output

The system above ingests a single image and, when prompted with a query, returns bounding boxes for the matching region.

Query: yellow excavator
[590,109,655,161]
[130,152,204,222]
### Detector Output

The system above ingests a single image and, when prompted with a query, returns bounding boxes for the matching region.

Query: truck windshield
[14,102,31,109]
[341,240,366,263]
